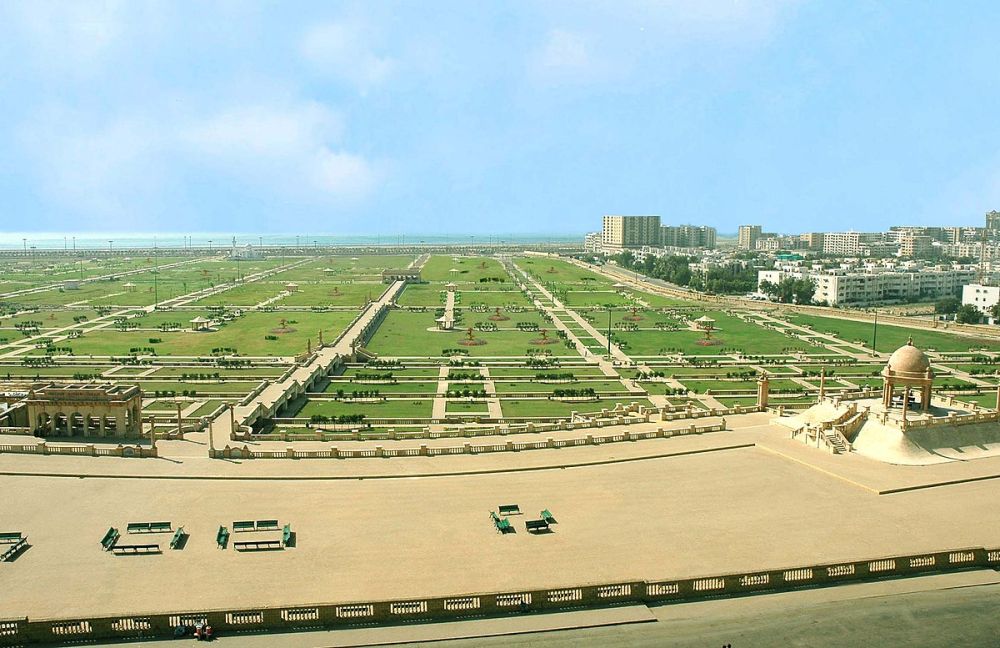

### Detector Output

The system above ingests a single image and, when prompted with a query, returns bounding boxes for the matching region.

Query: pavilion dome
[884,339,932,379]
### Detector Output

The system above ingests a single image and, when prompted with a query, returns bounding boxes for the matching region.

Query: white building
[759,265,976,306]
[962,283,999,322]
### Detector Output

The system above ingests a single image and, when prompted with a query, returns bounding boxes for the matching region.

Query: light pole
[607,307,613,359]
[153,238,159,308]
[871,309,879,357]
[108,240,113,253]
[22,238,26,253]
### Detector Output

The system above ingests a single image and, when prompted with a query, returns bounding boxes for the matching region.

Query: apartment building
[602,215,661,249]
[758,264,975,306]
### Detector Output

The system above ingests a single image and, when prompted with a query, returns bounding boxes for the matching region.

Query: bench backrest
[0,532,22,542]
[100,527,119,548]
[256,520,279,529]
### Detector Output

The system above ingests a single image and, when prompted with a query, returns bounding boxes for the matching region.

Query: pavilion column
[115,413,126,436]
[49,413,57,435]
[99,416,106,436]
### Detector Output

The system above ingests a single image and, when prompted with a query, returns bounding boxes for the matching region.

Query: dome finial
[907,336,913,346]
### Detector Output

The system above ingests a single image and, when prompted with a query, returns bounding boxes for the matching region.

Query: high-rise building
[737,225,762,250]
[987,211,1000,233]
[898,234,934,258]
[801,232,825,250]
[660,224,717,249]
[602,215,661,248]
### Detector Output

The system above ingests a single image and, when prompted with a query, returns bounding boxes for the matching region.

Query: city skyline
[3,2,1000,234]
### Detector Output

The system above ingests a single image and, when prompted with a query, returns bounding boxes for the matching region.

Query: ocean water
[0,232,584,250]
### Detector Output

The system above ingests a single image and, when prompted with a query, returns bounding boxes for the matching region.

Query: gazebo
[190,316,211,332]
[284,282,300,292]
[694,315,715,330]
[881,338,934,412]
[122,282,136,293]
[446,282,458,293]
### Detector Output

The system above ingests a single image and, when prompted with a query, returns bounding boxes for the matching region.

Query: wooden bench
[216,526,229,549]
[233,521,255,533]
[0,532,23,544]
[282,524,292,546]
[525,519,550,533]
[540,509,556,523]
[256,519,279,531]
[1,537,26,562]
[100,527,120,551]
[234,540,283,552]
[498,504,520,516]
[127,521,172,534]
[110,544,161,555]
[169,527,185,550]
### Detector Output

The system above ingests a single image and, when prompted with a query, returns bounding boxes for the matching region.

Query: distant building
[759,264,975,306]
[898,234,934,258]
[987,210,1000,233]
[230,244,263,260]
[602,215,661,248]
[737,225,762,250]
[661,224,716,249]
[801,232,825,250]
[821,232,887,256]
[583,232,602,252]
[963,283,999,322]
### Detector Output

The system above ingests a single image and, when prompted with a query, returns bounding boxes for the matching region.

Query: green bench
[525,519,550,533]
[169,527,185,550]
[490,512,512,533]
[216,526,229,549]
[282,524,292,546]
[234,519,280,532]
[234,539,283,552]
[0,532,23,544]
[111,543,161,555]
[127,521,172,534]
[540,509,556,523]
[1,537,27,562]
[100,527,120,551]
[498,504,520,516]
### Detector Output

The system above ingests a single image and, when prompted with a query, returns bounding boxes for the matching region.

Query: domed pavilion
[881,338,934,412]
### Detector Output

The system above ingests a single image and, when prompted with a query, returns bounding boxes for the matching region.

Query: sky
[1,1,999,237]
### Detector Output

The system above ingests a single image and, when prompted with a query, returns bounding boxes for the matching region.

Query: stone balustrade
[5,545,997,645]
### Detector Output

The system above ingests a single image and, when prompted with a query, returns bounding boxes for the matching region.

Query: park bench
[169,527,185,550]
[0,532,23,544]
[256,519,279,531]
[127,521,172,534]
[110,543,160,555]
[216,526,229,549]
[540,509,556,523]
[498,504,520,516]
[100,527,120,551]
[233,521,255,533]
[525,519,550,533]
[282,524,292,546]
[234,539,283,552]
[490,512,512,533]
[1,537,27,562]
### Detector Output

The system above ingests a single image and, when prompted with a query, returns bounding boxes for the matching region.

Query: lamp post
[871,309,879,357]
[607,307,613,359]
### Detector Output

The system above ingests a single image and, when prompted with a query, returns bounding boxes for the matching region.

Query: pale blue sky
[1,1,998,236]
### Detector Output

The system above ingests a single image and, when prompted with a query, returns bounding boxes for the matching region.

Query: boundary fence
[2,546,997,645]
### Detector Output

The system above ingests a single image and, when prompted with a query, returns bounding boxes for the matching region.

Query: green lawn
[499,397,653,417]
[294,398,434,419]
[58,311,357,357]
[784,313,994,353]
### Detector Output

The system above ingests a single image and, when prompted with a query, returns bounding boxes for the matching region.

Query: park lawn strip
[60,311,358,357]
[322,381,439,394]
[492,379,631,394]
[783,313,994,353]
[499,397,654,418]
[294,398,434,419]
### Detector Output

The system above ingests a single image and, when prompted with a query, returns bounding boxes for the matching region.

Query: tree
[955,304,982,324]
[991,302,1000,322]
[934,297,961,314]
